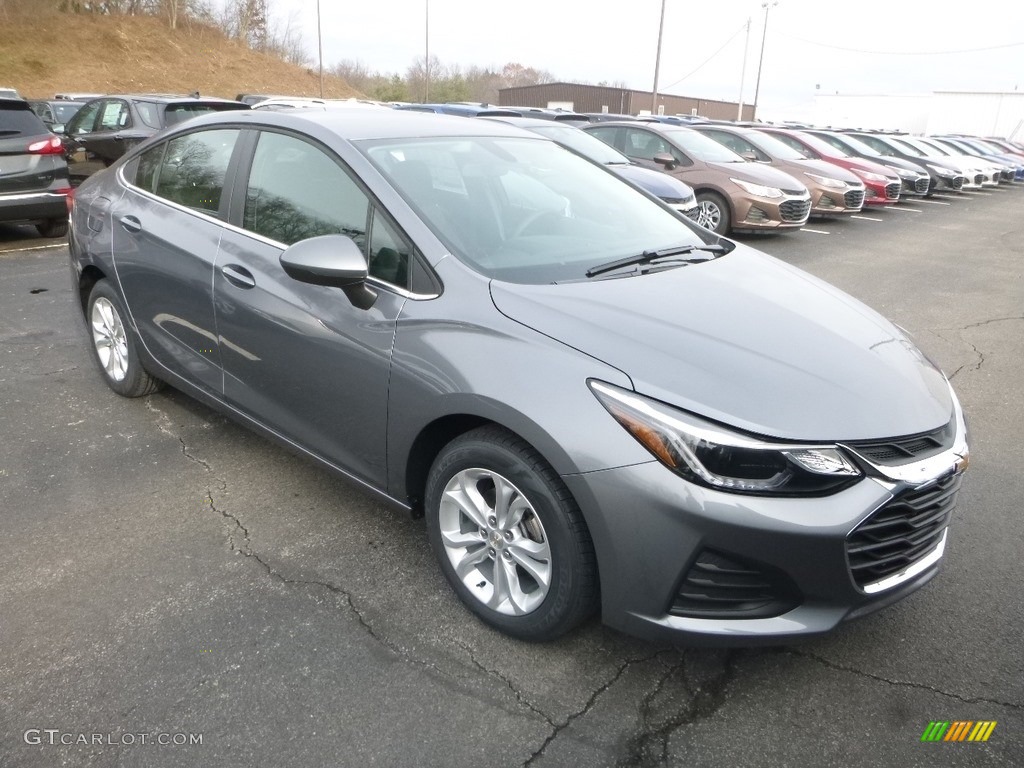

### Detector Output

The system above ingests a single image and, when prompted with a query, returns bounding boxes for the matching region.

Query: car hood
[708,160,807,193]
[490,246,952,441]
[612,164,695,200]
[791,158,863,185]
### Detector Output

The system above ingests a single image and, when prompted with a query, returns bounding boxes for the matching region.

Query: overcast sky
[285,0,1024,116]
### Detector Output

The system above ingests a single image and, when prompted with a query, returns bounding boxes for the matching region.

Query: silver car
[69,109,969,644]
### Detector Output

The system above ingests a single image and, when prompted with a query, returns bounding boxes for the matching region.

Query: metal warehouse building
[498,82,755,121]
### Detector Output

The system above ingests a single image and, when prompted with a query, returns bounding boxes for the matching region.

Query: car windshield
[910,138,952,156]
[529,124,630,165]
[798,131,852,158]
[0,106,47,137]
[745,131,807,161]
[662,127,746,163]
[833,134,883,157]
[50,102,83,122]
[164,103,245,126]
[361,136,708,284]
[890,137,933,157]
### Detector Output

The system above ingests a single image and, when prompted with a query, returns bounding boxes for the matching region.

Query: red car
[753,127,902,206]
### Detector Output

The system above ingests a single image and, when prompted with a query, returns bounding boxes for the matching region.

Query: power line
[660,23,747,92]
[775,32,1024,56]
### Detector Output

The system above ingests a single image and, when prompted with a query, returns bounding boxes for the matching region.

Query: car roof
[174,108,540,141]
[93,94,246,106]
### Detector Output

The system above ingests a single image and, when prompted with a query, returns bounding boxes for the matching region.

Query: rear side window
[243,131,368,249]
[0,105,49,138]
[147,129,240,215]
[135,102,162,129]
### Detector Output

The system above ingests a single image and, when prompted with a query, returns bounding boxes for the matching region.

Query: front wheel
[86,280,164,397]
[695,191,731,235]
[425,426,598,641]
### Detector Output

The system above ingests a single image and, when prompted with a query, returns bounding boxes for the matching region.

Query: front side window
[243,131,369,248]
[152,129,240,215]
[66,101,100,136]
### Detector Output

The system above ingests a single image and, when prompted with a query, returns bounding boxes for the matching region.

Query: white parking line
[801,228,831,235]
[0,243,66,256]
[851,215,883,222]
[889,206,923,212]
[915,199,952,205]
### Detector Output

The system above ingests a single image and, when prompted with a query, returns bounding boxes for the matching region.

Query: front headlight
[852,169,888,183]
[804,172,846,189]
[730,178,784,198]
[887,167,915,179]
[927,164,956,177]
[590,381,862,496]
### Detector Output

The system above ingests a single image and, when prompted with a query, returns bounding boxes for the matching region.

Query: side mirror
[279,234,377,310]
[740,150,759,162]
[652,152,677,170]
[51,123,66,135]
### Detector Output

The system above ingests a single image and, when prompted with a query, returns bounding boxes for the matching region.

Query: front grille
[845,419,955,464]
[779,198,811,222]
[914,177,929,193]
[844,189,865,208]
[885,182,901,199]
[952,176,965,190]
[669,550,800,619]
[846,473,961,590]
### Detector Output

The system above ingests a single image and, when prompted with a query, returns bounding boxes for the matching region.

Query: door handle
[221,264,256,289]
[119,215,142,233]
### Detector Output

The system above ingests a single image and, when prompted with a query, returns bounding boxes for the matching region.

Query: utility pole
[752,1,778,120]
[737,17,751,120]
[651,0,667,114]
[316,0,324,98]
[425,0,430,102]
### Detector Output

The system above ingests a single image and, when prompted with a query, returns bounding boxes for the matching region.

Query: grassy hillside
[0,12,360,100]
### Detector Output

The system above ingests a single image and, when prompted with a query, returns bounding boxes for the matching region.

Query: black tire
[695,191,731,235]
[425,425,598,641]
[86,280,164,397]
[36,218,68,238]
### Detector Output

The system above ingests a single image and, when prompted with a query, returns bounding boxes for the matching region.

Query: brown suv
[693,124,865,218]
[583,121,810,234]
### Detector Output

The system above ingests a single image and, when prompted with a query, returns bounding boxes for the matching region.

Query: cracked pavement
[1,188,1022,768]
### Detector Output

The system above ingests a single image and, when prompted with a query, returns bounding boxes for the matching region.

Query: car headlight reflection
[730,178,784,198]
[589,380,862,496]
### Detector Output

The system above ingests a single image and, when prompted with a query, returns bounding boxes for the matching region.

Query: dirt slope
[0,12,360,100]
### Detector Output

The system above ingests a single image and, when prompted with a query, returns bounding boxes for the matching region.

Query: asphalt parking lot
[1,187,1022,768]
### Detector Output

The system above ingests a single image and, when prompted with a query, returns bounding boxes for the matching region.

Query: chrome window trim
[0,192,67,202]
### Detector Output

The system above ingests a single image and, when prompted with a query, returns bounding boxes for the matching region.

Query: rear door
[110,126,244,394]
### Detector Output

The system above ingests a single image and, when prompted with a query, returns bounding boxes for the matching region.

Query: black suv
[62,94,250,185]
[0,98,71,238]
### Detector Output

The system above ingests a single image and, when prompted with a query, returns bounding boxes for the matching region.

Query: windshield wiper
[585,243,729,278]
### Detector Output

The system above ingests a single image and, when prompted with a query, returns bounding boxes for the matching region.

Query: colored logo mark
[921,721,997,742]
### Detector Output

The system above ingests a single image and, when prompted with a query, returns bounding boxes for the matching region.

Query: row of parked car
[3,90,1020,241]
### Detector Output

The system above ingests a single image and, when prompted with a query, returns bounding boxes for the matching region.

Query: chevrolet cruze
[69,110,969,644]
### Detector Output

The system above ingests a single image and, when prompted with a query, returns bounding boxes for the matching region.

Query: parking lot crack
[451,639,553,726]
[785,649,1023,710]
[522,649,674,767]
[616,650,736,768]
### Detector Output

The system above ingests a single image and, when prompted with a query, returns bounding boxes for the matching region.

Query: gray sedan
[68,109,969,644]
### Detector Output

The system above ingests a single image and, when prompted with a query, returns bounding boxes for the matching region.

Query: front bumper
[566,396,968,645]
[733,191,811,232]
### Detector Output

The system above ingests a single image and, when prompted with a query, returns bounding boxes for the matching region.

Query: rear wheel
[86,280,164,397]
[695,191,731,235]
[36,218,68,238]
[425,426,598,641]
